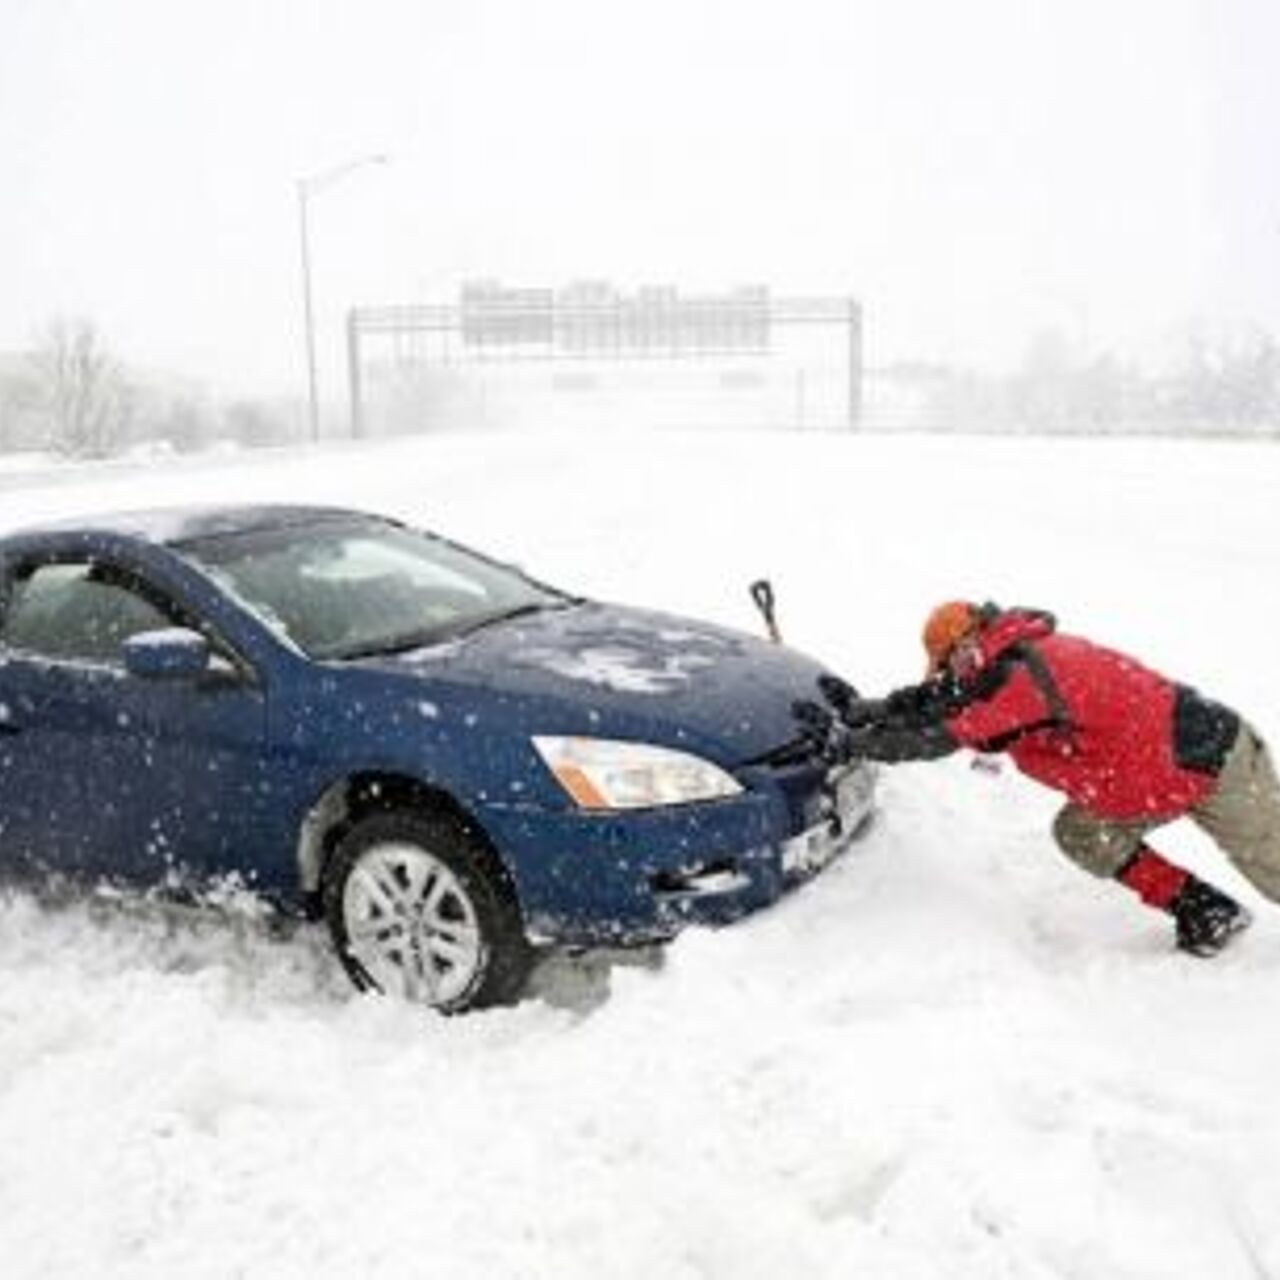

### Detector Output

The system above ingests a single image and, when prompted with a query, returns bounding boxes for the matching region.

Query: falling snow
[1,428,1279,1279]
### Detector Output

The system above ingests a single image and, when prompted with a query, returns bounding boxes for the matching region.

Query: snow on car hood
[363,601,827,762]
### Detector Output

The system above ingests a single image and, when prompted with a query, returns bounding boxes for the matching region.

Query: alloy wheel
[341,841,485,1005]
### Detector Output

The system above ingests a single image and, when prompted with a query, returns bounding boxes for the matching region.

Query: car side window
[1,561,176,666]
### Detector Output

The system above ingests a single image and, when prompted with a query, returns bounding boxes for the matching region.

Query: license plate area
[780,765,873,876]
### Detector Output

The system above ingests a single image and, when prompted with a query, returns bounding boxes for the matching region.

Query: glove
[817,673,883,729]
[817,673,860,718]
[793,697,835,741]
[792,698,868,765]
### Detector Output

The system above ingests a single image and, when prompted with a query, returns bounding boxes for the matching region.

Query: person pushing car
[797,601,1280,955]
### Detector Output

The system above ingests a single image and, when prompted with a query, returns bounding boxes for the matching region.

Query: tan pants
[1052,722,1280,904]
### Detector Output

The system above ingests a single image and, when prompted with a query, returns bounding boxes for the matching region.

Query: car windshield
[181,518,572,660]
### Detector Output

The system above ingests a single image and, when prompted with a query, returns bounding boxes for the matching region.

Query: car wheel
[322,809,531,1013]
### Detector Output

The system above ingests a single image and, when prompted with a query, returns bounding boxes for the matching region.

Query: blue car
[0,506,874,1010]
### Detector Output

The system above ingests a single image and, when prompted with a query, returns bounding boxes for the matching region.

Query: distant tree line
[0,317,299,461]
[2,315,1277,458]
[884,325,1280,436]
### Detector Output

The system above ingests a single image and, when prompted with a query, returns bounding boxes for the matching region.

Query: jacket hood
[975,607,1057,665]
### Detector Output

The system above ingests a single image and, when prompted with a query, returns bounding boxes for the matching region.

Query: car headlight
[532,736,743,810]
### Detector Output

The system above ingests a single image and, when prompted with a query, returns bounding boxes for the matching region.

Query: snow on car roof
[7,504,381,546]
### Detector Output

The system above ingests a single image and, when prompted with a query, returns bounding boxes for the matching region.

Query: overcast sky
[1,0,1277,398]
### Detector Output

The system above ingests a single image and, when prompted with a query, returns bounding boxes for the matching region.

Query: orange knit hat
[922,600,980,675]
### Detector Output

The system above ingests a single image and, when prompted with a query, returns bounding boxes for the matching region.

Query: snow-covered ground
[2,427,1279,1279]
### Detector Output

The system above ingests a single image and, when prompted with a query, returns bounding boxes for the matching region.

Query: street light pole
[296,178,320,444]
[296,153,387,444]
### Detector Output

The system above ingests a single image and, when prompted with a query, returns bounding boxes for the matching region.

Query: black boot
[1170,878,1252,957]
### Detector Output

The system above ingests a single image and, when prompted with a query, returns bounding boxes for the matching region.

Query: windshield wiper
[453,600,573,640]
[329,600,577,661]
[327,627,452,661]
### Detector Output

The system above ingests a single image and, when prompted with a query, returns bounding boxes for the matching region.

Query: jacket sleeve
[841,646,1072,762]
[942,648,1070,752]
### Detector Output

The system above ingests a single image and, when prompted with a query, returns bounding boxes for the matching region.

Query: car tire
[321,809,531,1013]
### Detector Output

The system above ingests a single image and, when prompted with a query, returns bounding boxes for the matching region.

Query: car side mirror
[123,627,212,680]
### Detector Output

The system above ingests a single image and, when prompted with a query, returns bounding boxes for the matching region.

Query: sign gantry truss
[346,284,862,434]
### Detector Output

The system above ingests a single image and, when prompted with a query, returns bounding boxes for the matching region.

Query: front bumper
[480,761,876,946]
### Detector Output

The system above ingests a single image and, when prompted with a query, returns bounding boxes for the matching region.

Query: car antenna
[749,579,783,644]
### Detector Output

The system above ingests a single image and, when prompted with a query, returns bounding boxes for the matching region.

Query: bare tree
[0,359,41,452]
[30,317,133,458]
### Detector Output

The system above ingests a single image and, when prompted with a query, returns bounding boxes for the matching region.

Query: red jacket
[942,610,1231,819]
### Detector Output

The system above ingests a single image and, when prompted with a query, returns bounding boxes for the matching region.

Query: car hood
[354,601,826,764]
